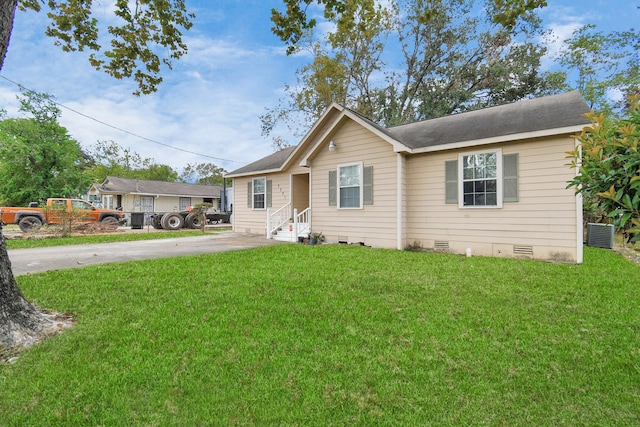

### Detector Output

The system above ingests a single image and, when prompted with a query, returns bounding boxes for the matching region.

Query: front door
[291,173,310,214]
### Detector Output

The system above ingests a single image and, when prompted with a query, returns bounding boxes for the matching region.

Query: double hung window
[338,163,363,209]
[462,151,499,207]
[446,148,518,208]
[179,197,191,211]
[253,178,266,209]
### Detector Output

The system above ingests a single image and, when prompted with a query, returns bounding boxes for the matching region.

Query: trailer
[148,209,231,230]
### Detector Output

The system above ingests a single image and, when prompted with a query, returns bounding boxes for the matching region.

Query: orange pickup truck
[0,198,125,232]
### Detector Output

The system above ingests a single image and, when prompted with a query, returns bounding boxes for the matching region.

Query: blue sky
[0,0,637,174]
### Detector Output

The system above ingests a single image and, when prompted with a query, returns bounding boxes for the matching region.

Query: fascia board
[409,125,587,154]
[225,167,283,179]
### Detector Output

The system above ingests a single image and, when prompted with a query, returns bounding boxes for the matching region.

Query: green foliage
[86,140,178,183]
[567,95,640,241]
[1,245,638,424]
[17,0,195,95]
[489,0,547,28]
[178,163,227,186]
[271,0,546,54]
[0,91,90,206]
[556,24,640,115]
[264,0,559,143]
[4,228,224,250]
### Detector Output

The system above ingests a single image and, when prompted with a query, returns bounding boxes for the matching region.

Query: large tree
[271,0,547,55]
[4,0,194,95]
[263,0,557,144]
[178,162,228,186]
[1,1,194,350]
[86,140,179,183]
[556,24,640,115]
[0,91,91,206]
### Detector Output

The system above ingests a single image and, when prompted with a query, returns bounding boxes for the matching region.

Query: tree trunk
[0,0,56,351]
[0,0,18,71]
[0,226,66,350]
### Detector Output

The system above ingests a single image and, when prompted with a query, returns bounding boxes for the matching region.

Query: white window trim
[179,197,192,211]
[102,195,114,209]
[338,161,364,210]
[252,177,267,210]
[458,148,503,209]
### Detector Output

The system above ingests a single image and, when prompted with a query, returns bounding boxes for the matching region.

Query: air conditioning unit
[586,223,614,249]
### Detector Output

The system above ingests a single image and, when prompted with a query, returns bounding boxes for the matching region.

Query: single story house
[88,176,224,217]
[226,91,591,263]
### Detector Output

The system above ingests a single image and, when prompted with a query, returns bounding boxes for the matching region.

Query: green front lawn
[1,244,639,425]
[3,228,228,249]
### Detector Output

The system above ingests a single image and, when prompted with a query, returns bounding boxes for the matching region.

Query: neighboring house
[226,91,591,263]
[88,176,224,218]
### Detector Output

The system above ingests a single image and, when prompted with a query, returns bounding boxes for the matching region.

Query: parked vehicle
[0,198,126,232]
[148,208,231,230]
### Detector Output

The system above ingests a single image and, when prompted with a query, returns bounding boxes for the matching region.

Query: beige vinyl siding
[231,146,313,235]
[406,136,580,262]
[309,119,398,247]
[232,173,291,235]
[398,153,408,249]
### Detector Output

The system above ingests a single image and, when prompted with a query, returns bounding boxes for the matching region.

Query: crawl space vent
[434,241,449,251]
[513,245,533,256]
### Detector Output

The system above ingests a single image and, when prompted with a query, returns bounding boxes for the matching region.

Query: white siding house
[88,176,224,223]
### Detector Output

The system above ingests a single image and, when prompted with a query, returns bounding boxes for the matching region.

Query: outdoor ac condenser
[586,223,614,249]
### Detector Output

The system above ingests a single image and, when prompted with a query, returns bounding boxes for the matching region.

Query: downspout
[397,153,405,250]
[575,137,584,264]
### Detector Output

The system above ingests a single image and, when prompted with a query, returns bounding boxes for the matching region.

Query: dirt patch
[612,245,640,266]
[0,307,75,364]
[2,222,123,240]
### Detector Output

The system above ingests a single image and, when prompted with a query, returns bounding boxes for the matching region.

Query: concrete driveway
[7,231,283,276]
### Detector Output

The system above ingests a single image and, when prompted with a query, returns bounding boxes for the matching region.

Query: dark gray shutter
[503,154,519,203]
[363,166,373,205]
[445,160,458,204]
[266,179,272,208]
[247,181,252,208]
[328,170,337,206]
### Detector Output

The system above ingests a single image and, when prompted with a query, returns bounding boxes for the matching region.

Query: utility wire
[0,74,243,164]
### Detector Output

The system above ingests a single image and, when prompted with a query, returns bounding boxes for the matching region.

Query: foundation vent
[513,245,533,256]
[434,241,449,251]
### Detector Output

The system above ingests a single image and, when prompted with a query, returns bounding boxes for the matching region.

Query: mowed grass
[4,228,229,249]
[1,244,639,425]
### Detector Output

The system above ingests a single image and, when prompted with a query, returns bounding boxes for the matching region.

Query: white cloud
[538,4,585,71]
[1,3,302,174]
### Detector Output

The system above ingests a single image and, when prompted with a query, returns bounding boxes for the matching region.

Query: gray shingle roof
[227,146,296,176]
[98,176,222,198]
[388,91,591,149]
[228,92,591,176]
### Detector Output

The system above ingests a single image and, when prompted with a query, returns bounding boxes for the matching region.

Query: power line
[0,74,243,164]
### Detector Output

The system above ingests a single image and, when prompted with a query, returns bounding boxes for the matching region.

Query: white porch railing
[266,205,311,241]
[294,207,311,238]
[266,203,291,239]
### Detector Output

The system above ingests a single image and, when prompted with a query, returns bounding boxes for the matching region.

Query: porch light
[328,140,337,151]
